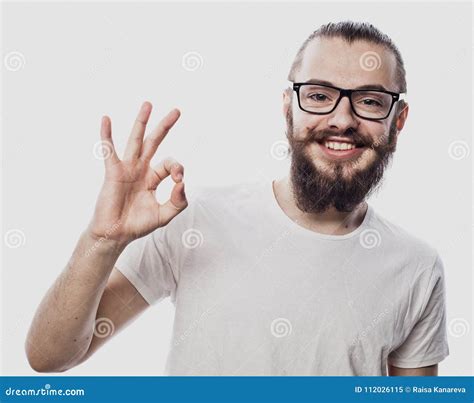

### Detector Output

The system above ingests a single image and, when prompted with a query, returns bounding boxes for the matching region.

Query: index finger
[140,108,181,162]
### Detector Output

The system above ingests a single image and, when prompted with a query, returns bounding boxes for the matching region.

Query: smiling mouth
[311,138,367,160]
[316,139,366,151]
[320,140,364,151]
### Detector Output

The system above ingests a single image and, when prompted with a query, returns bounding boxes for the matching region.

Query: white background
[1,1,472,375]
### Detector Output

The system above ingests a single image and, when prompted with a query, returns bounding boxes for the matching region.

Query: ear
[395,102,409,132]
[282,88,291,118]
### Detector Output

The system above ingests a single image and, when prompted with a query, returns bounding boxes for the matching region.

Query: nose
[326,96,359,132]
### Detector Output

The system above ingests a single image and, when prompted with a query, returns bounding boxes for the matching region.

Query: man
[26,21,449,376]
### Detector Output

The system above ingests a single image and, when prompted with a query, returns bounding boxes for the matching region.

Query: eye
[361,98,383,107]
[309,93,330,102]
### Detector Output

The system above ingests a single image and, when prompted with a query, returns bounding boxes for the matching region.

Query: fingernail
[176,173,183,181]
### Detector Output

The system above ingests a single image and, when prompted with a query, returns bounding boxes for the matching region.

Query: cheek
[291,115,326,138]
[364,123,391,147]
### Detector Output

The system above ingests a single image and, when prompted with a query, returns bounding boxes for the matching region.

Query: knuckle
[159,120,172,133]
[163,157,182,171]
[172,163,183,171]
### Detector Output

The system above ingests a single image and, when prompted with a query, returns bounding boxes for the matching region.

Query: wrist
[82,228,129,256]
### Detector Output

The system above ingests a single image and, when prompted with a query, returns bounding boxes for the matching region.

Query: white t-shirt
[115,180,449,376]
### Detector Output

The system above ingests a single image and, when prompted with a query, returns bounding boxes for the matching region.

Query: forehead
[297,37,398,91]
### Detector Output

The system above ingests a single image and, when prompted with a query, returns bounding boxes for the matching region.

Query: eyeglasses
[291,81,406,121]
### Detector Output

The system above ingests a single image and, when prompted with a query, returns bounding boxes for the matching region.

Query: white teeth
[324,141,356,151]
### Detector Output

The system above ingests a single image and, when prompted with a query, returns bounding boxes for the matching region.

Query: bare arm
[75,267,150,366]
[25,234,129,372]
[25,102,188,372]
[388,364,438,376]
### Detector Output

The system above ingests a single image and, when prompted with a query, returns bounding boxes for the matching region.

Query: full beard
[286,108,398,214]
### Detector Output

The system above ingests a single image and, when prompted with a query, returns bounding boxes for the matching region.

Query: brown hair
[287,21,407,94]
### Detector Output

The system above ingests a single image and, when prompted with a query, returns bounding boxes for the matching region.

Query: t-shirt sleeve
[114,227,176,306]
[387,253,450,368]
[114,189,200,306]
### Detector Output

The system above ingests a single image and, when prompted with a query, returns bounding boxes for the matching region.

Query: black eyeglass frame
[291,82,406,121]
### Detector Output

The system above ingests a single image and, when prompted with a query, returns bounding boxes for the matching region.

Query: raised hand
[87,101,188,246]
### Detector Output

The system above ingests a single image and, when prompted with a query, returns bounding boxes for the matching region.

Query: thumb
[158,182,188,227]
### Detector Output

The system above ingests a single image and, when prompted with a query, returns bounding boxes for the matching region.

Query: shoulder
[367,207,442,275]
[366,209,447,326]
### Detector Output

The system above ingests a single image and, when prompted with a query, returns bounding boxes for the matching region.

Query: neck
[272,176,368,236]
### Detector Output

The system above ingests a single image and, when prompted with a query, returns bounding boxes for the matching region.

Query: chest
[176,237,409,350]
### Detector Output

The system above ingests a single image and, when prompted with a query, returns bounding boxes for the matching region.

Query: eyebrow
[302,78,389,92]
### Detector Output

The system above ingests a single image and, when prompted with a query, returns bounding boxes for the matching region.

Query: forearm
[25,230,127,372]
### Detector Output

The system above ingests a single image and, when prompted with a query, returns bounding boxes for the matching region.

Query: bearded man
[27,21,449,377]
